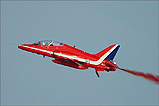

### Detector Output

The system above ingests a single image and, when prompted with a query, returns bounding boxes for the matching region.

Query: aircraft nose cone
[18,44,21,48]
[18,44,24,49]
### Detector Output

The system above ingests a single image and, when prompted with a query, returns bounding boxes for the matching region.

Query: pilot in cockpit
[33,40,64,46]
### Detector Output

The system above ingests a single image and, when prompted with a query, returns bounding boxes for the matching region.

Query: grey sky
[1,1,158,105]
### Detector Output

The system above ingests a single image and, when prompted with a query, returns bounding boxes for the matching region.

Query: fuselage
[18,40,119,77]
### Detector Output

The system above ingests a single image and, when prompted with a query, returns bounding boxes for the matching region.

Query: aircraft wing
[53,51,86,63]
[53,51,88,69]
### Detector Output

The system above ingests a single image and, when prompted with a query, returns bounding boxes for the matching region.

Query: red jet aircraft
[18,40,120,77]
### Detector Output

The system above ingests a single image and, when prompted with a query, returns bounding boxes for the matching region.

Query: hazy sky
[1,1,158,105]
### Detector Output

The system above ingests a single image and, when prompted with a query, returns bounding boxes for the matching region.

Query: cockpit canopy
[33,40,64,46]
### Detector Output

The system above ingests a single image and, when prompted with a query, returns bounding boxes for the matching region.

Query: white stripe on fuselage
[22,44,118,65]
[23,46,53,54]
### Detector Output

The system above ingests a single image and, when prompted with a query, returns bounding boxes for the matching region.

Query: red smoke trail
[114,65,159,84]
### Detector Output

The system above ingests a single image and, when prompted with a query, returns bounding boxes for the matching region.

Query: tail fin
[95,44,120,61]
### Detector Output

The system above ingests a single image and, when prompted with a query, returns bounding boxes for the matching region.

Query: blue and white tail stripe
[89,44,119,65]
[105,45,120,61]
